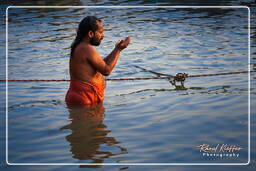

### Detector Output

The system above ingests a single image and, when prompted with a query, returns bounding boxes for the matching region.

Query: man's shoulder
[74,43,97,59]
[77,43,97,54]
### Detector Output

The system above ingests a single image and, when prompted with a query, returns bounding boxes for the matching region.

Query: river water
[0,1,256,171]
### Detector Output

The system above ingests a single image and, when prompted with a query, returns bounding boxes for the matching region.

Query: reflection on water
[61,103,127,166]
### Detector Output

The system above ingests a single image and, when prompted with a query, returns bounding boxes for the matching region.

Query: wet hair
[70,16,101,57]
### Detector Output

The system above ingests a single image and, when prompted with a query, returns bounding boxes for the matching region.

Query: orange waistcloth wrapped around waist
[65,79,105,105]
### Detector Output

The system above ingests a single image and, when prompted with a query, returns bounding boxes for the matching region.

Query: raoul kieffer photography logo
[196,144,243,158]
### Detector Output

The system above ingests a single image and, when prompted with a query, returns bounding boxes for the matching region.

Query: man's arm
[103,37,131,74]
[102,47,121,76]
[87,37,131,76]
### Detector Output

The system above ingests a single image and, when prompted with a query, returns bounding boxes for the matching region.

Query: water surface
[0,2,255,170]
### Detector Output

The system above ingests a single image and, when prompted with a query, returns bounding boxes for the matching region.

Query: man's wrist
[114,46,122,52]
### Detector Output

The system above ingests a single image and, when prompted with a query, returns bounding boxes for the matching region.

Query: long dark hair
[70,16,101,57]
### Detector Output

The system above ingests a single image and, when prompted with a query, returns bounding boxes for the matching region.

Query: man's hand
[115,37,131,51]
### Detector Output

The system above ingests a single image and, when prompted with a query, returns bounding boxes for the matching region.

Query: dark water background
[0,0,256,170]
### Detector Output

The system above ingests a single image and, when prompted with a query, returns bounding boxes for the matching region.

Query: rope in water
[0,70,254,82]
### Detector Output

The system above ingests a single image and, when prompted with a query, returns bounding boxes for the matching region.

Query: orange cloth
[65,79,104,106]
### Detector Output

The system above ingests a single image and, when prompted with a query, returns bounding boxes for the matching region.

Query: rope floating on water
[133,65,255,78]
[0,77,163,82]
[0,71,254,82]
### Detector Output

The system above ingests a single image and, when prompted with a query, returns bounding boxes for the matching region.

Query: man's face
[90,21,104,46]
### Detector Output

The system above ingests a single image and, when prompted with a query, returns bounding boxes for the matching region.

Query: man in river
[65,16,131,106]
